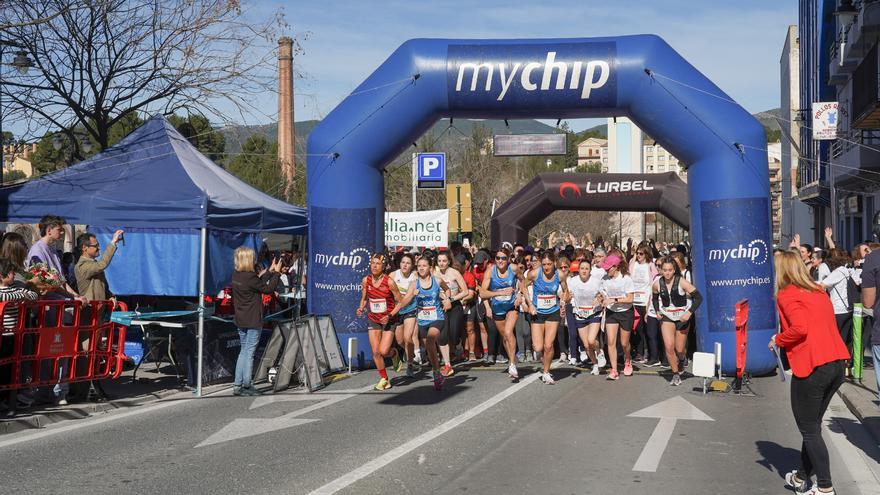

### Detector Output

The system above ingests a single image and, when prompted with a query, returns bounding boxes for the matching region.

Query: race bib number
[576,305,595,319]
[369,298,387,314]
[495,293,512,302]
[418,306,438,321]
[661,307,686,321]
[633,291,648,305]
[536,294,556,310]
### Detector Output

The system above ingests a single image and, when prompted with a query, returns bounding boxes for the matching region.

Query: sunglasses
[495,256,508,261]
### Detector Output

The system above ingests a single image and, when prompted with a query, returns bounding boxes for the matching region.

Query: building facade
[823,0,880,249]
[1,143,36,179]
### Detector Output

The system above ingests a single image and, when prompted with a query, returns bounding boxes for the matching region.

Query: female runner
[630,246,658,364]
[652,257,703,386]
[568,256,605,376]
[522,251,570,384]
[480,247,522,380]
[599,254,635,380]
[391,257,453,390]
[390,253,418,377]
[435,252,469,377]
[356,253,403,390]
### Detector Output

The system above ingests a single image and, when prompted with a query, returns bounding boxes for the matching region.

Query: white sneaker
[569,357,578,366]
[784,471,809,493]
[579,350,588,362]
[591,364,600,376]
[414,349,422,364]
[557,352,568,364]
[508,364,519,379]
[597,350,607,368]
[542,372,556,385]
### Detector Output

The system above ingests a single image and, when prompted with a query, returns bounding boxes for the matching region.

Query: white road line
[307,372,541,495]
[824,394,880,495]
[632,417,676,472]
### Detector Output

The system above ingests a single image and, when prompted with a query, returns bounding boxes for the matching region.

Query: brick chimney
[277,37,295,198]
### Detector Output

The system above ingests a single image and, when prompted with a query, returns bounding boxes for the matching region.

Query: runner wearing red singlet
[356,253,403,391]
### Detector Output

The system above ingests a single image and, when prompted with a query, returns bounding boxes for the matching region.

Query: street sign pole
[411,153,417,212]
[456,184,462,243]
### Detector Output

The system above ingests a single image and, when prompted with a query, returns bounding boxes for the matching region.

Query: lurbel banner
[700,197,774,333]
[447,42,617,110]
[310,206,376,334]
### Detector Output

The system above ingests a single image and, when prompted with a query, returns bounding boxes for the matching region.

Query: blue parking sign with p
[418,153,445,181]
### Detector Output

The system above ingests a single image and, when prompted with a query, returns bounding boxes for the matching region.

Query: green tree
[227,135,284,198]
[3,170,27,182]
[167,114,226,163]
[1,131,13,145]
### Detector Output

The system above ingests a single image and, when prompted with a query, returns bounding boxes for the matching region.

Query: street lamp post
[0,39,34,186]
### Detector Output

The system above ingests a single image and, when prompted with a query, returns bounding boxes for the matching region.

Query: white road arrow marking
[197,386,372,448]
[627,395,714,472]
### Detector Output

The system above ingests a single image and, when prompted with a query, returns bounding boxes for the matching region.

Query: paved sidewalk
[838,355,880,446]
[0,365,224,434]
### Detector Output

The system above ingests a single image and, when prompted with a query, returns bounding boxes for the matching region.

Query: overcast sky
[272,0,798,131]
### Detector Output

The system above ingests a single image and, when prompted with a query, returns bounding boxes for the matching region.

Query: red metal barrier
[0,299,127,391]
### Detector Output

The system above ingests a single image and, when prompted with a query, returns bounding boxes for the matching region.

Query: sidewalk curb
[837,380,880,446]
[0,384,226,435]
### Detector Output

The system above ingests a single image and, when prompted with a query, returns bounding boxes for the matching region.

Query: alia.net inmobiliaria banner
[384,209,449,248]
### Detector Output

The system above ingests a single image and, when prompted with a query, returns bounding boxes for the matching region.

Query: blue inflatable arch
[307,35,775,374]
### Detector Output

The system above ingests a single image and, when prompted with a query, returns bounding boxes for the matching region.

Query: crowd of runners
[356,237,702,391]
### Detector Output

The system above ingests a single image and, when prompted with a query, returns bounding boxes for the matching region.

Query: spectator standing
[231,247,281,396]
[772,251,849,495]
[26,215,84,301]
[857,214,880,403]
[0,233,31,287]
[74,230,124,302]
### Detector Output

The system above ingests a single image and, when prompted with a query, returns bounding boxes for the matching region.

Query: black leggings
[645,315,662,363]
[633,305,648,357]
[444,302,464,349]
[834,312,853,360]
[791,360,845,490]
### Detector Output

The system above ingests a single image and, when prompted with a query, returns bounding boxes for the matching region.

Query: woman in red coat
[770,251,849,495]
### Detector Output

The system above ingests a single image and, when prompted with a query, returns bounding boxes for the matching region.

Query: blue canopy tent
[0,115,307,395]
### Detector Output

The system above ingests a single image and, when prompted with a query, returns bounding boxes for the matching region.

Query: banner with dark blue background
[700,197,774,333]
[310,206,376,334]
[447,42,617,110]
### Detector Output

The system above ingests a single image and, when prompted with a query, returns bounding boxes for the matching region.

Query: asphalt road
[0,362,878,495]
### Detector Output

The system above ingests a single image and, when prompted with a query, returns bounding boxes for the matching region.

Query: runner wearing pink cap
[600,254,635,380]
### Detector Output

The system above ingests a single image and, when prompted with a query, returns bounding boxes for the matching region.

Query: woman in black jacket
[231,247,281,396]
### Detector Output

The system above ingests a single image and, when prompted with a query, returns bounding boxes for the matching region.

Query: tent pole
[196,226,207,397]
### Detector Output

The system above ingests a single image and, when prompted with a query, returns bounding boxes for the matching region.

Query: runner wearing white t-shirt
[568,260,604,376]
[600,255,635,381]
[391,254,418,377]
[630,246,658,364]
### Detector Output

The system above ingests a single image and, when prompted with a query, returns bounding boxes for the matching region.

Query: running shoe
[568,357,578,366]
[606,369,619,381]
[590,364,600,376]
[483,354,495,364]
[374,378,392,391]
[392,351,404,373]
[508,364,519,379]
[557,352,568,364]
[432,370,445,391]
[515,352,524,362]
[596,350,607,368]
[468,352,477,362]
[784,471,810,493]
[442,364,455,377]
[579,350,588,363]
[623,361,633,376]
[645,360,662,367]
[243,386,262,396]
[414,349,422,365]
[670,373,682,386]
[496,354,509,364]
[542,372,556,385]
[405,362,415,378]
[804,489,834,495]
[635,356,649,365]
